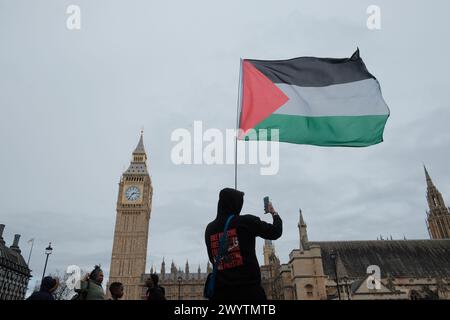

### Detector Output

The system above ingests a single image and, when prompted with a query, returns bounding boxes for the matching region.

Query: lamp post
[177,276,182,300]
[41,242,53,282]
[330,250,341,300]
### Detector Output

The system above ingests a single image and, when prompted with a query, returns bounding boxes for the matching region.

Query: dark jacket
[146,286,166,300]
[26,277,56,300]
[205,188,282,297]
[26,291,54,301]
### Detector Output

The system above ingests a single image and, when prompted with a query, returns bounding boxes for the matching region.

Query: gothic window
[305,284,314,297]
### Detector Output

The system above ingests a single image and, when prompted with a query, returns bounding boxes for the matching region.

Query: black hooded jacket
[205,188,282,289]
[26,277,56,300]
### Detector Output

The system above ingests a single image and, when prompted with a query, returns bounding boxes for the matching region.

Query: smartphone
[263,196,270,214]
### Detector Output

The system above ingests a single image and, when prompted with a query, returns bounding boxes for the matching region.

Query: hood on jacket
[217,188,244,218]
[40,276,58,293]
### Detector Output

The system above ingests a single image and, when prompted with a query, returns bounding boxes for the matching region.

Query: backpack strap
[218,215,234,255]
[206,214,234,298]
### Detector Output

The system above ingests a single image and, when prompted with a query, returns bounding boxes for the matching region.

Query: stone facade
[108,132,153,300]
[0,225,31,300]
[263,214,450,300]
[259,167,450,300]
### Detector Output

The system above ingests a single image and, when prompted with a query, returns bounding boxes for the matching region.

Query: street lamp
[177,276,182,300]
[41,242,53,282]
[329,250,341,300]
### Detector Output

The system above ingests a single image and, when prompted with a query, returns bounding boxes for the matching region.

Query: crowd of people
[27,188,282,301]
[27,265,166,301]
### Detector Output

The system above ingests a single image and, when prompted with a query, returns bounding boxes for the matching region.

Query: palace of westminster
[1,133,449,300]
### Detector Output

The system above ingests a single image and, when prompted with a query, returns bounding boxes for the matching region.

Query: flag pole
[27,238,34,266]
[235,58,243,190]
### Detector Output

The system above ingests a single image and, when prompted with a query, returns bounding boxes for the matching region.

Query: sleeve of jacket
[250,215,283,240]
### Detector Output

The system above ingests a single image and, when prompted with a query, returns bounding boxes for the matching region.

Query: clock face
[125,186,141,201]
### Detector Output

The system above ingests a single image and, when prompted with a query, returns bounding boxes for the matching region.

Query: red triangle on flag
[239,61,289,138]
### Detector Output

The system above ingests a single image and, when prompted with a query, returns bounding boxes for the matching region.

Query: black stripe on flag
[245,49,375,87]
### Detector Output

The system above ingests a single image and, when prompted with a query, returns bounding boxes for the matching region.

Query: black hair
[40,276,57,292]
[150,273,159,286]
[89,265,103,280]
[109,282,123,293]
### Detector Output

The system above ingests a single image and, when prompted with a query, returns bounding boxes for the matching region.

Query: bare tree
[50,269,86,300]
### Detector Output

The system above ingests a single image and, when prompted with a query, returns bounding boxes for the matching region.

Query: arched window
[305,284,314,297]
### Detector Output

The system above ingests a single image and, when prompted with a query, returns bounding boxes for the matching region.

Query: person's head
[40,276,59,293]
[146,273,159,288]
[109,282,124,300]
[89,265,104,285]
[217,188,245,217]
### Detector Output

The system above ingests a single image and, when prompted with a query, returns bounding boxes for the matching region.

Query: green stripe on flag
[245,114,389,147]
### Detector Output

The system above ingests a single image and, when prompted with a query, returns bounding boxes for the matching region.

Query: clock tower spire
[126,130,148,174]
[108,132,153,300]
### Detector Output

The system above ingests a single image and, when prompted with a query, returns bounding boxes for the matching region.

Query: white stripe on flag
[274,79,389,117]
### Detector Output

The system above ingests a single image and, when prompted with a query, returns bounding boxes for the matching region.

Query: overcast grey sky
[1,0,450,291]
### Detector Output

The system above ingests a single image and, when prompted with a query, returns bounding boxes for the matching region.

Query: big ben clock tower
[108,132,153,300]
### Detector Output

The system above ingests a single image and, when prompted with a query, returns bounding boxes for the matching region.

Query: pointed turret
[298,209,309,251]
[425,165,445,210]
[161,257,166,275]
[134,130,146,154]
[185,260,190,275]
[125,131,148,174]
[171,260,177,274]
[424,165,435,187]
[299,210,306,226]
[424,166,450,239]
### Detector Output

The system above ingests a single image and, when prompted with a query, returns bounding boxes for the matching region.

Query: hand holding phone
[264,196,270,214]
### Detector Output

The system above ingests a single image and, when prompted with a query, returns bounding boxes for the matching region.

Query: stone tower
[108,132,153,300]
[263,240,275,265]
[424,166,450,239]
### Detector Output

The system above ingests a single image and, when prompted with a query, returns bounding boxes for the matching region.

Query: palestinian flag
[239,49,390,147]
